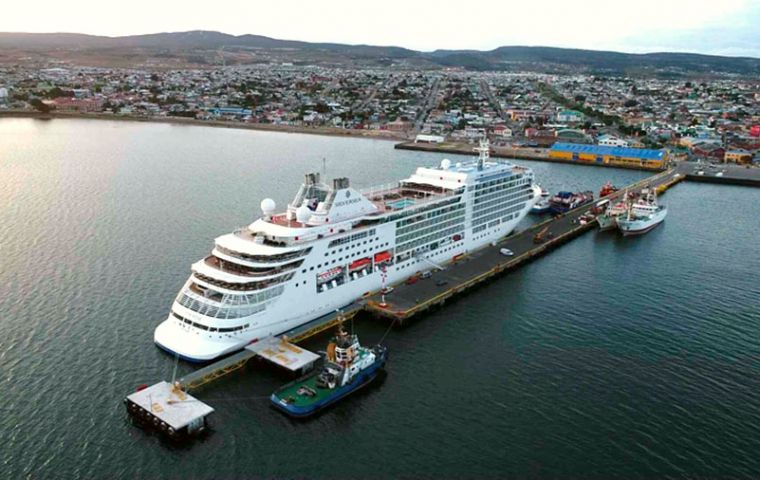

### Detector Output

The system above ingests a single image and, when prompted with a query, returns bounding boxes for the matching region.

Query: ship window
[310,267,314,271]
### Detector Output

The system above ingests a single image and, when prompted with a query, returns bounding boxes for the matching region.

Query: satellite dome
[440,158,451,170]
[455,162,462,168]
[296,205,311,223]
[260,198,276,216]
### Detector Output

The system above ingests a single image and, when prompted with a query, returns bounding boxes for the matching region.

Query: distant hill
[1,30,758,75]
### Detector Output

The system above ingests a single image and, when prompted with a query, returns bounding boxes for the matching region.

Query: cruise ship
[154,140,541,361]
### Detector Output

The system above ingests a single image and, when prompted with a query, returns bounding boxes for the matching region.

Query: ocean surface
[1,118,759,479]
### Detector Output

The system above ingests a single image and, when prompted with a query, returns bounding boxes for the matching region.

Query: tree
[624,99,638,108]
[30,98,51,113]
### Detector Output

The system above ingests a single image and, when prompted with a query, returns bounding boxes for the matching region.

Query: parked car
[420,271,432,279]
[435,279,448,287]
[380,286,394,295]
[499,248,514,256]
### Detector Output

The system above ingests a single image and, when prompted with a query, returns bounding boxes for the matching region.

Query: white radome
[440,158,451,170]
[295,205,311,223]
[260,198,276,216]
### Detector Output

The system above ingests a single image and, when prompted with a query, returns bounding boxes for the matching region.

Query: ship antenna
[474,137,490,171]
[322,157,327,180]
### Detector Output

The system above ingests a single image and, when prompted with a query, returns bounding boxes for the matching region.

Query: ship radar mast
[474,137,490,171]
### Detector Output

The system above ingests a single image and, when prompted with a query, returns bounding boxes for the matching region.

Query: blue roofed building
[549,142,668,170]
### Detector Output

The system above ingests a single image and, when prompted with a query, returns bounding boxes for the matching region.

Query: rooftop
[125,381,214,430]
[551,142,665,160]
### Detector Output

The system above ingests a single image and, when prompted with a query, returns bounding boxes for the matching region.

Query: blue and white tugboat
[271,326,388,417]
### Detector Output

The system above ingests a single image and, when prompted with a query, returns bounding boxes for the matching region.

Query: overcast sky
[3,0,759,57]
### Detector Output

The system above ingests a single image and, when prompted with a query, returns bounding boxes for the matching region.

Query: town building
[549,142,668,169]
[724,149,754,164]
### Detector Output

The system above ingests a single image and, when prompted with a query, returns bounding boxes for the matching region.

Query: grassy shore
[0,110,409,141]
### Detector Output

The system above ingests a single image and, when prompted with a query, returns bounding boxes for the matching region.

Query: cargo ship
[270,327,388,417]
[548,191,594,214]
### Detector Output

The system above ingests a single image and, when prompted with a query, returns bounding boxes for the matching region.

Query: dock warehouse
[549,142,668,169]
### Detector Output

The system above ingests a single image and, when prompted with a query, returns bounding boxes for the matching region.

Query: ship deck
[272,375,330,407]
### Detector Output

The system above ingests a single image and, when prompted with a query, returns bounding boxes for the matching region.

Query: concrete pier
[395,141,667,172]
[364,169,683,322]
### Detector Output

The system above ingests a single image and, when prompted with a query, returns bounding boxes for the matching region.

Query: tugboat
[548,191,594,214]
[271,326,388,417]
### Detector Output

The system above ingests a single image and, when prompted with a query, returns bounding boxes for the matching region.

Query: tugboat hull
[271,348,388,418]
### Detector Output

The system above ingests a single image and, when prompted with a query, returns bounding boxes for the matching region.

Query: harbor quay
[677,161,760,187]
[364,170,682,321]
[395,141,669,172]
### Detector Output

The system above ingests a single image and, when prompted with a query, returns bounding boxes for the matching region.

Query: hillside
[0,30,758,74]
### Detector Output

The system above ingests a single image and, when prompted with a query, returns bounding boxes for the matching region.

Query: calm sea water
[1,118,759,479]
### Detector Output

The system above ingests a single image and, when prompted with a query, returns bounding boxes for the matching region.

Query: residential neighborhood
[1,65,758,163]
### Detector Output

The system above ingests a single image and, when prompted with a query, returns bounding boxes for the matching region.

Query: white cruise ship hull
[154,141,541,362]
[154,207,534,362]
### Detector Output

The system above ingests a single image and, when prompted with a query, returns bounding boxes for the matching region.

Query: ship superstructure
[155,140,541,361]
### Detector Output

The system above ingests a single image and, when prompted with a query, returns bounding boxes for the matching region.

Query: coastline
[0,110,409,142]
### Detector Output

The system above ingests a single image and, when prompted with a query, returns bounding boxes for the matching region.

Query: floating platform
[124,381,213,438]
[245,336,320,373]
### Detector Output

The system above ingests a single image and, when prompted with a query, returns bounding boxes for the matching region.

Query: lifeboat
[349,257,371,272]
[317,267,343,283]
[373,251,392,264]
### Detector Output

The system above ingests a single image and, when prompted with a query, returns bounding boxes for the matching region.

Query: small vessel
[270,327,388,417]
[548,191,594,214]
[616,191,667,236]
[530,198,551,214]
[599,181,618,198]
[596,195,629,232]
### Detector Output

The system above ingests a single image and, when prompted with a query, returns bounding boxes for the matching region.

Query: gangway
[414,253,446,272]
[176,303,364,391]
